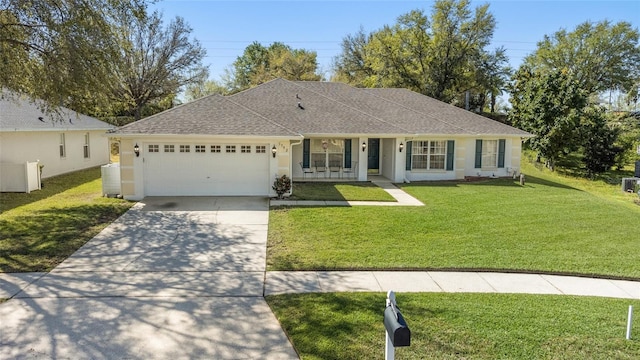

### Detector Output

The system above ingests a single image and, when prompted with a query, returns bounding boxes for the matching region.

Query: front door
[367,138,380,174]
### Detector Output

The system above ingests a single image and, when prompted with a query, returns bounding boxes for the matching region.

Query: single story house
[1,94,113,192]
[108,78,532,200]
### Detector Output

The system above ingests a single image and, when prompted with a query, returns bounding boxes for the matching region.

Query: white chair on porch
[299,162,314,179]
[342,161,357,179]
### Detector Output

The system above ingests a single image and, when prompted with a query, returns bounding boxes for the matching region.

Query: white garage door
[143,143,270,196]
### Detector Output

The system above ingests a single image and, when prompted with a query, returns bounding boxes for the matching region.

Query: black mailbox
[384,304,411,347]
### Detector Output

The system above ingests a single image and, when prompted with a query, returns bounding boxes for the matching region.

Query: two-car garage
[142,142,271,196]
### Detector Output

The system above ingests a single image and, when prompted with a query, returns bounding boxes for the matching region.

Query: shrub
[272,174,291,199]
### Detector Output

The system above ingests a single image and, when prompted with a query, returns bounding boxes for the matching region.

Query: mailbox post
[384,290,410,360]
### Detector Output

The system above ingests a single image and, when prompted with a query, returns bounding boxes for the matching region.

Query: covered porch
[290,137,406,183]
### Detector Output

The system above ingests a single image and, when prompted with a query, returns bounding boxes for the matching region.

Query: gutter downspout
[289,138,304,196]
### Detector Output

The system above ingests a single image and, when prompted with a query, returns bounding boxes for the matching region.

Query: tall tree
[523,20,640,96]
[331,27,373,87]
[0,0,146,112]
[580,106,621,176]
[468,47,511,113]
[230,42,320,91]
[110,11,208,120]
[184,79,229,101]
[509,66,588,170]
[332,0,501,106]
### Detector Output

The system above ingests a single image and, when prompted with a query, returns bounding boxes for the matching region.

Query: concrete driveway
[0,197,299,360]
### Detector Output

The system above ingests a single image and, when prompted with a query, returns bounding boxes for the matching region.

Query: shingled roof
[111,78,530,137]
[0,94,113,132]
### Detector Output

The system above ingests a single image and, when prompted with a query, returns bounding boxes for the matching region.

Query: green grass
[268,162,640,279]
[0,167,133,272]
[267,292,640,359]
[289,182,396,201]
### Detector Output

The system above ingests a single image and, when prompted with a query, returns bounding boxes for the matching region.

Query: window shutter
[498,139,506,168]
[405,141,412,170]
[344,139,352,168]
[475,139,482,168]
[303,139,310,168]
[446,140,455,171]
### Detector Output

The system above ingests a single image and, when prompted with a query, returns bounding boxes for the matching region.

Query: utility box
[101,163,121,196]
[622,177,640,193]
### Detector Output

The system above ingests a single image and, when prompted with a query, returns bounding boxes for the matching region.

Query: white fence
[0,161,41,193]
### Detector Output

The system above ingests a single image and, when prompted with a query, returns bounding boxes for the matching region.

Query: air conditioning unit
[621,177,640,192]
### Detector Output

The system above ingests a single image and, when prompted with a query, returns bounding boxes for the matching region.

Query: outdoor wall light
[272,145,277,158]
[134,143,140,157]
[399,142,404,152]
[362,141,367,152]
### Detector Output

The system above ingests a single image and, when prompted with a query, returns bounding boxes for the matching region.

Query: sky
[150,0,640,82]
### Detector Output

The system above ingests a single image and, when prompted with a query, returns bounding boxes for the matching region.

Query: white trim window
[148,144,159,153]
[256,145,266,153]
[59,133,66,158]
[179,145,190,153]
[412,140,446,170]
[226,145,236,153]
[241,145,251,153]
[311,139,343,166]
[195,145,206,153]
[164,145,175,153]
[83,133,90,158]
[482,140,498,168]
[211,145,221,153]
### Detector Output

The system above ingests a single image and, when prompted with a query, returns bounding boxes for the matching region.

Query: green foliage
[0,0,147,115]
[109,11,208,120]
[509,67,588,169]
[230,42,321,91]
[268,293,640,359]
[272,175,292,199]
[184,79,229,101]
[580,107,622,176]
[332,0,505,111]
[524,20,640,95]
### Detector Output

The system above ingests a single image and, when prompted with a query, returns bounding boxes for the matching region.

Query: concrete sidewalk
[270,179,424,207]
[265,271,640,299]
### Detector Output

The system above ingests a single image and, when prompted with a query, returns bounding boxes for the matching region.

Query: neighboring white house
[108,79,533,200]
[0,94,113,192]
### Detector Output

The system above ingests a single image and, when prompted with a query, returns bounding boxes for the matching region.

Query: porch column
[357,137,368,181]
[393,137,406,183]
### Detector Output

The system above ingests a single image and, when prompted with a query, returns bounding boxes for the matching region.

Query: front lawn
[268,166,640,279]
[0,167,133,272]
[267,293,640,359]
[290,182,396,201]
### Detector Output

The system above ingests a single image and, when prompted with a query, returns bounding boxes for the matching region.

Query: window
[256,145,266,153]
[195,145,206,153]
[83,133,90,158]
[211,145,221,153]
[482,140,498,168]
[164,145,175,153]
[148,144,159,153]
[179,145,190,153]
[411,140,446,170]
[59,133,66,158]
[226,145,236,153]
[311,139,343,166]
[241,145,251,153]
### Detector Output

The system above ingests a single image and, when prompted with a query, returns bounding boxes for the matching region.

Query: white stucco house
[108,79,532,200]
[0,94,113,192]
